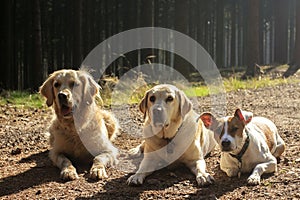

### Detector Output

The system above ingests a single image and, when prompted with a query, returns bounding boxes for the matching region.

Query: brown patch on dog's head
[224,108,253,139]
[201,109,253,152]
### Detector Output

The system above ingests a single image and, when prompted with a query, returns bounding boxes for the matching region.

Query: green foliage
[1,77,299,108]
[0,91,45,109]
[223,77,300,92]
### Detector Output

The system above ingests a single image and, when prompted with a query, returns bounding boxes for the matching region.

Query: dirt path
[1,83,300,199]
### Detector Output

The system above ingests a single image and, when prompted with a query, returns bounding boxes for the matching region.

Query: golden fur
[40,69,119,181]
[127,84,216,186]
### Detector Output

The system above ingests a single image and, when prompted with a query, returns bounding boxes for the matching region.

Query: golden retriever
[127,84,216,186]
[40,69,119,181]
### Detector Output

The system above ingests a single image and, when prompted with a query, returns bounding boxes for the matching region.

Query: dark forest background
[1,0,300,91]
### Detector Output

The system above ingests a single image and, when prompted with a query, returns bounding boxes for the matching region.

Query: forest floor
[1,78,300,199]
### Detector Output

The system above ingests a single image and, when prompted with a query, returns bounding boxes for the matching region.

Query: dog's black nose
[153,107,163,115]
[221,139,231,148]
[58,93,67,101]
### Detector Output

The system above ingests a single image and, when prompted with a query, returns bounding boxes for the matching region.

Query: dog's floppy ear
[199,112,217,129]
[176,89,192,117]
[234,108,253,124]
[79,71,101,104]
[39,74,55,107]
[139,90,149,115]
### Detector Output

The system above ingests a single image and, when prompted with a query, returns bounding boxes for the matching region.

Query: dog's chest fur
[49,118,92,161]
[144,111,216,162]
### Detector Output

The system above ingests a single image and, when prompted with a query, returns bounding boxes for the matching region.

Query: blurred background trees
[0,0,299,91]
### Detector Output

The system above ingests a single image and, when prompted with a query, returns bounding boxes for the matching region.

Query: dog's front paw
[89,164,108,180]
[128,147,142,157]
[127,173,146,185]
[60,166,79,181]
[247,174,261,185]
[196,173,215,186]
[128,144,143,157]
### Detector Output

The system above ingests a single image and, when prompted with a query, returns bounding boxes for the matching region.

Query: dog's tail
[101,110,121,141]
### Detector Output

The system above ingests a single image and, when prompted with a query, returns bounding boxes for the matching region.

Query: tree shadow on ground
[76,164,252,200]
[0,150,61,197]
[77,166,196,199]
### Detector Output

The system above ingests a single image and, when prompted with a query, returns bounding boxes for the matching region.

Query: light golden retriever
[127,84,216,186]
[40,69,119,181]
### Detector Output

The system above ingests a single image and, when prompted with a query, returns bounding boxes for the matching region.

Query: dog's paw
[60,166,79,181]
[128,145,143,157]
[127,174,145,185]
[225,168,239,177]
[247,174,261,185]
[196,173,215,186]
[89,164,108,180]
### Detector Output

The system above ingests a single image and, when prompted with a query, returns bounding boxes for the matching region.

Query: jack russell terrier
[200,108,285,185]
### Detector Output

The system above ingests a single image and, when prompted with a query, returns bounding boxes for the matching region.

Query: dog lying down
[201,109,285,185]
[40,69,119,181]
[127,84,217,186]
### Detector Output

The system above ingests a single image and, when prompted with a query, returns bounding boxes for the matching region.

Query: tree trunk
[274,0,288,64]
[174,0,190,79]
[122,0,138,68]
[242,0,260,79]
[24,0,33,89]
[73,0,83,69]
[0,0,15,90]
[216,0,224,68]
[230,2,237,67]
[140,0,155,64]
[32,0,43,91]
[283,0,300,77]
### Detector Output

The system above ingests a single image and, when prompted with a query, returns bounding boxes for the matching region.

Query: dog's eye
[54,82,61,88]
[70,81,79,88]
[231,127,238,132]
[149,96,156,102]
[166,96,173,102]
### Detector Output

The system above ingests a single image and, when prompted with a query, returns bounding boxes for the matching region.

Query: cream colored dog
[201,109,285,185]
[127,84,216,186]
[40,69,119,181]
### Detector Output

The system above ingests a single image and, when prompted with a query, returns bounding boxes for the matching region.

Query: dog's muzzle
[58,92,73,117]
[152,106,168,127]
[221,139,232,152]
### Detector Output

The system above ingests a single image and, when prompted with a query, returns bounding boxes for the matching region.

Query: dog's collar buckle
[166,139,175,154]
[163,123,183,154]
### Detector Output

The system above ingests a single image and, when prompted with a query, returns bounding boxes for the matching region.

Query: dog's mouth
[153,121,169,128]
[60,103,73,117]
[221,147,232,152]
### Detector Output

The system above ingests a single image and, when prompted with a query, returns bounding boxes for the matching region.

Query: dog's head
[39,69,100,119]
[200,109,253,152]
[139,84,192,134]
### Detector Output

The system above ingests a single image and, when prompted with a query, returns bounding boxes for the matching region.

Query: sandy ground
[0,83,300,199]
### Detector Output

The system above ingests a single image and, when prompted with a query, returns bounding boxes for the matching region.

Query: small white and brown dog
[40,69,119,181]
[127,84,216,186]
[201,108,285,185]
